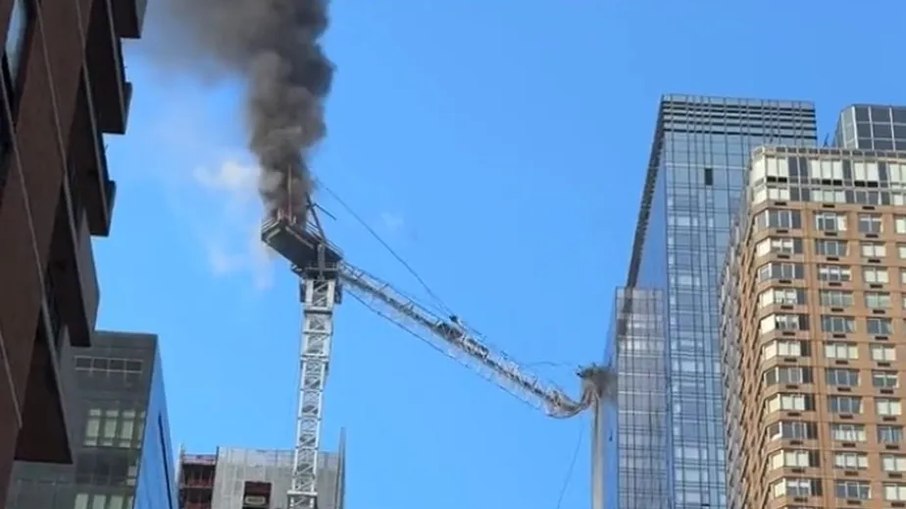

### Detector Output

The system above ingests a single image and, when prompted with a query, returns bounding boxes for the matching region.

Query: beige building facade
[722,145,906,509]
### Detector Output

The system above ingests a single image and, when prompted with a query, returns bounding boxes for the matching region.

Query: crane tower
[262,200,612,509]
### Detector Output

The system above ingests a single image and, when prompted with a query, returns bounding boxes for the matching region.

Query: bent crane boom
[338,262,605,418]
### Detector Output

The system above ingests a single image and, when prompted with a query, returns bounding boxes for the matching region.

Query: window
[898,244,906,259]
[830,423,866,442]
[834,452,868,470]
[4,0,29,85]
[756,209,802,230]
[765,366,812,385]
[878,399,903,416]
[873,371,899,388]
[756,237,803,256]
[820,315,855,333]
[768,421,817,441]
[858,213,883,233]
[759,288,805,308]
[825,369,859,387]
[835,480,870,500]
[866,317,893,334]
[863,266,889,283]
[818,264,852,282]
[770,450,819,469]
[902,269,906,285]
[763,340,806,360]
[864,293,891,309]
[871,344,896,361]
[773,478,821,498]
[82,405,144,448]
[815,239,848,257]
[882,455,906,473]
[828,396,862,414]
[757,262,805,282]
[761,314,809,334]
[767,393,814,412]
[896,215,906,234]
[884,484,906,502]
[819,290,852,307]
[703,167,713,185]
[879,426,904,444]
[815,212,847,232]
[825,342,858,360]
[861,242,887,257]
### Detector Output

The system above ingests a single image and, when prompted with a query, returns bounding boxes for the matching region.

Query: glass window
[74,494,89,509]
[873,371,899,388]
[767,393,813,412]
[834,452,868,470]
[865,293,892,309]
[818,265,852,282]
[756,209,802,230]
[861,242,887,257]
[815,239,848,256]
[763,340,805,360]
[770,450,817,469]
[767,421,816,441]
[756,237,802,256]
[878,399,903,416]
[884,483,906,501]
[896,216,906,234]
[831,423,866,442]
[879,426,904,444]
[821,315,855,333]
[863,267,889,283]
[871,344,897,361]
[825,342,859,360]
[836,480,870,499]
[825,368,859,387]
[898,244,906,259]
[815,212,847,232]
[773,478,820,498]
[819,290,852,307]
[765,366,812,385]
[759,288,805,307]
[858,214,883,233]
[882,455,906,473]
[828,396,862,414]
[4,0,28,84]
[867,317,893,334]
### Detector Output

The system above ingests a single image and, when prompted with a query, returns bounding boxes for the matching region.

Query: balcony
[111,0,147,39]
[69,74,115,236]
[14,311,72,464]
[47,186,100,348]
[85,0,132,135]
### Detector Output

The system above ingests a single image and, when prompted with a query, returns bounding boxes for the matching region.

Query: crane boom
[339,262,605,418]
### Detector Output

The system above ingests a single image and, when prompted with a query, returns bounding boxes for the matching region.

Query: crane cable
[316,180,455,317]
[555,425,584,509]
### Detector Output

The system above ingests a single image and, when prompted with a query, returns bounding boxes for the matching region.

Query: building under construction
[177,442,345,509]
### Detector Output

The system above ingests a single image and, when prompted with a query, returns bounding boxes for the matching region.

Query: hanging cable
[555,425,585,509]
[317,180,455,316]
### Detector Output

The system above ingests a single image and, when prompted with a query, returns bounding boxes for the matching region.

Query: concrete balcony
[13,313,72,464]
[69,74,115,237]
[86,0,132,135]
[111,0,148,39]
[47,187,100,348]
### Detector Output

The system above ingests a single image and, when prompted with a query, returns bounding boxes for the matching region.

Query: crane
[262,201,614,509]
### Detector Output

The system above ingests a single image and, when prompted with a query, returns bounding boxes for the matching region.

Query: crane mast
[262,203,610,509]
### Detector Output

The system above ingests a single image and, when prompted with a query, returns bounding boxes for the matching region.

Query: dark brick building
[0,0,146,502]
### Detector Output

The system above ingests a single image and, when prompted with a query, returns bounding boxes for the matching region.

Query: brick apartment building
[0,0,146,502]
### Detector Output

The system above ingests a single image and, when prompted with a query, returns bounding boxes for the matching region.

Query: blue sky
[96,1,906,508]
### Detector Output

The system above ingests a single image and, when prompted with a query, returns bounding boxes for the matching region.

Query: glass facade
[834,105,906,150]
[6,331,177,509]
[624,95,818,508]
[610,288,669,509]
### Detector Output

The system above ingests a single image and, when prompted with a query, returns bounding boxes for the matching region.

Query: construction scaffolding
[612,288,669,509]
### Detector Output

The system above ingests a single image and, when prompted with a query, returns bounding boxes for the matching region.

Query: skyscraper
[834,105,906,150]
[6,331,178,509]
[0,0,146,499]
[622,94,817,508]
[720,143,906,507]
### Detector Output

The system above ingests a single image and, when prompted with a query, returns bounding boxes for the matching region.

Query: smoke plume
[155,0,333,221]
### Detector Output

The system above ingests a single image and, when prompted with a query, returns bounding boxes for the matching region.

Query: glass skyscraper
[834,104,906,150]
[6,331,177,509]
[622,94,818,508]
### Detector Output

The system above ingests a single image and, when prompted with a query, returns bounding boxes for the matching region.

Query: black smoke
[154,0,333,221]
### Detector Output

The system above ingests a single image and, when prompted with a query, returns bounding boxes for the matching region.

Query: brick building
[0,0,146,501]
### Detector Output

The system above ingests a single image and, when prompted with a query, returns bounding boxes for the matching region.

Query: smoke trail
[154,0,333,221]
